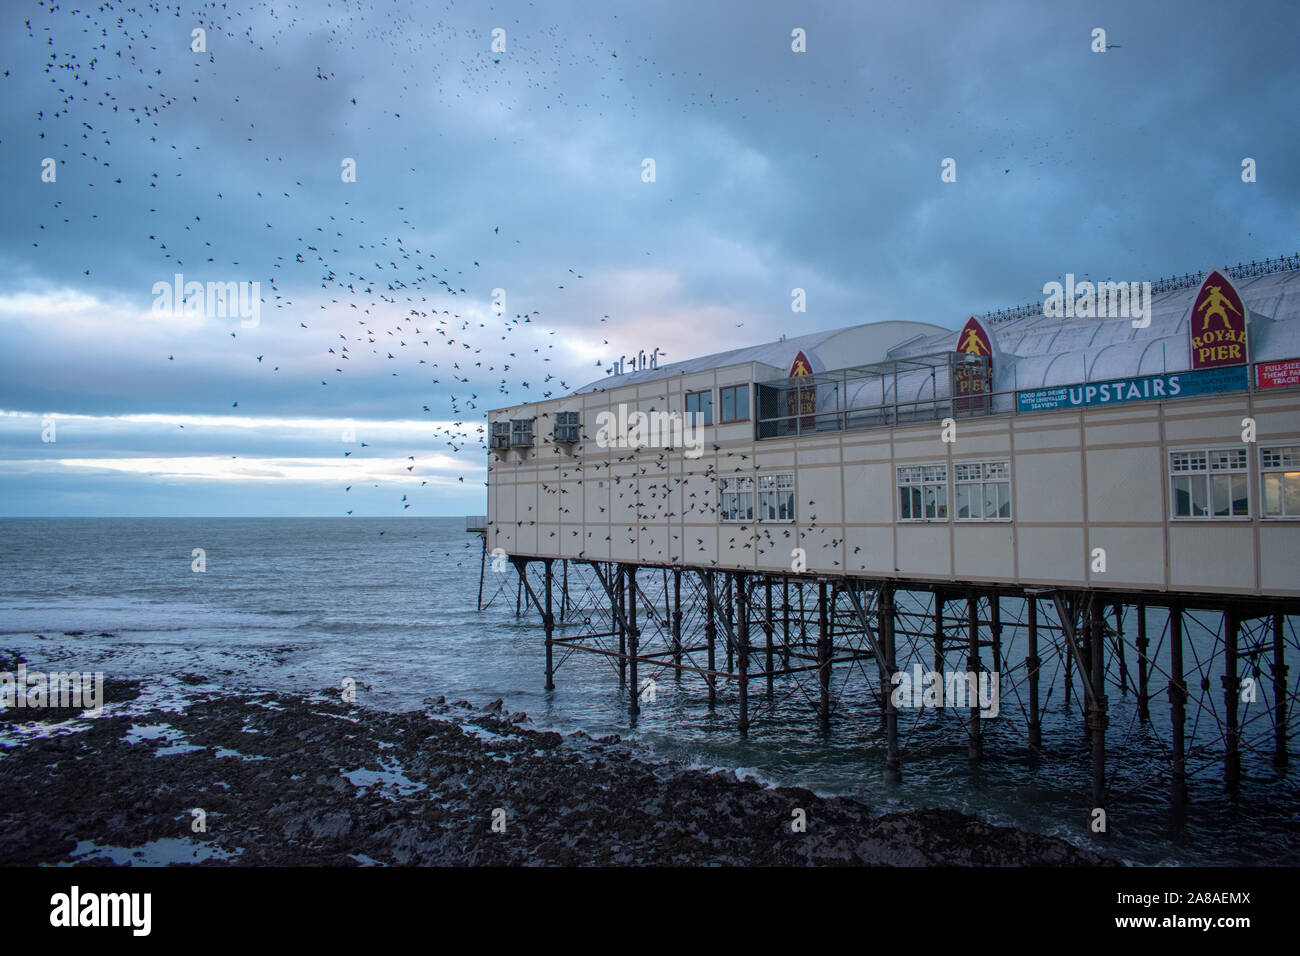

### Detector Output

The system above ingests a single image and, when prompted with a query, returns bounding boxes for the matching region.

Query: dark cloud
[1,0,1296,514]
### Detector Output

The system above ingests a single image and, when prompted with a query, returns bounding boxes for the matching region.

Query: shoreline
[0,651,1115,866]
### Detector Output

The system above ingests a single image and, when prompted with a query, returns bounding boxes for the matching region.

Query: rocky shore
[0,650,1114,866]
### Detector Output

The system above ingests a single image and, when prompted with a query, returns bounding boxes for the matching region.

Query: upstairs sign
[1190,269,1248,370]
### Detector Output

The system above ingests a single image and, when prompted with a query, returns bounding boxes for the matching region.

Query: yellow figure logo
[1196,285,1241,331]
[959,328,990,355]
[791,359,810,375]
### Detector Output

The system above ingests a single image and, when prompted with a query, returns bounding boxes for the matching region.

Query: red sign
[1190,270,1248,369]
[1258,359,1300,389]
[953,317,993,412]
[787,350,816,428]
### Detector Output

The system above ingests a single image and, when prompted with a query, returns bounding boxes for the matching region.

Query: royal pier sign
[1189,269,1249,370]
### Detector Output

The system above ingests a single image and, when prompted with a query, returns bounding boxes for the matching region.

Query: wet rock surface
[0,680,1116,866]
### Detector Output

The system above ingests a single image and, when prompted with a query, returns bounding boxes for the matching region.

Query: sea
[1,516,1295,865]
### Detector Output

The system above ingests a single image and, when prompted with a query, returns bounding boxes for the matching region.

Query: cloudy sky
[1,0,1296,516]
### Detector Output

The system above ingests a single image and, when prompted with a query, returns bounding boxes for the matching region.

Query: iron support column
[1170,603,1188,808]
[1027,596,1041,753]
[543,559,555,691]
[883,583,901,782]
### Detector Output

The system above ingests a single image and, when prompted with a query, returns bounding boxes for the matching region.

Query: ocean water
[0,516,1295,865]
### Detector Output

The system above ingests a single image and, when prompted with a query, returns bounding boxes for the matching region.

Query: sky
[0,0,1296,517]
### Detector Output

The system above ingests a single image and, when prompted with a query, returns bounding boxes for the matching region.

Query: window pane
[996,482,1011,518]
[1212,474,1230,516]
[1264,473,1282,515]
[935,484,948,518]
[721,389,734,421]
[982,483,998,518]
[900,487,916,519]
[703,393,713,424]
[956,485,972,519]
[1231,475,1249,516]
[1192,476,1208,516]
[1287,473,1300,516]
[1172,476,1192,517]
[735,386,749,419]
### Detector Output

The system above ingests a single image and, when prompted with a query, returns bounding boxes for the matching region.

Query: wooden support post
[705,569,717,708]
[1223,607,1241,792]
[1027,595,1041,753]
[737,573,750,736]
[1274,612,1289,768]
[1136,603,1150,722]
[1170,603,1188,808]
[967,592,982,763]
[515,574,523,618]
[627,565,639,718]
[543,560,555,691]
[883,583,901,783]
[818,579,831,729]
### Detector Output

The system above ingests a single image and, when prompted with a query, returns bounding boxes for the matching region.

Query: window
[897,464,948,520]
[758,473,795,521]
[1170,448,1248,518]
[554,411,580,443]
[1261,446,1300,517]
[719,476,754,522]
[719,384,750,423]
[490,421,510,449]
[509,418,535,447]
[954,461,1011,520]
[685,389,713,425]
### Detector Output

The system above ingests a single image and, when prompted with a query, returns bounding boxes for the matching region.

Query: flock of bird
[496,418,869,572]
[17,0,921,565]
[16,0,661,530]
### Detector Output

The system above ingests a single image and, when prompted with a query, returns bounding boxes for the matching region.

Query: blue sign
[1016,365,1249,413]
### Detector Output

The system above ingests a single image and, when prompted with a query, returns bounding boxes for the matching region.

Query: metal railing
[756,389,1002,439]
[981,253,1300,326]
[755,362,1291,441]
[466,515,488,532]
